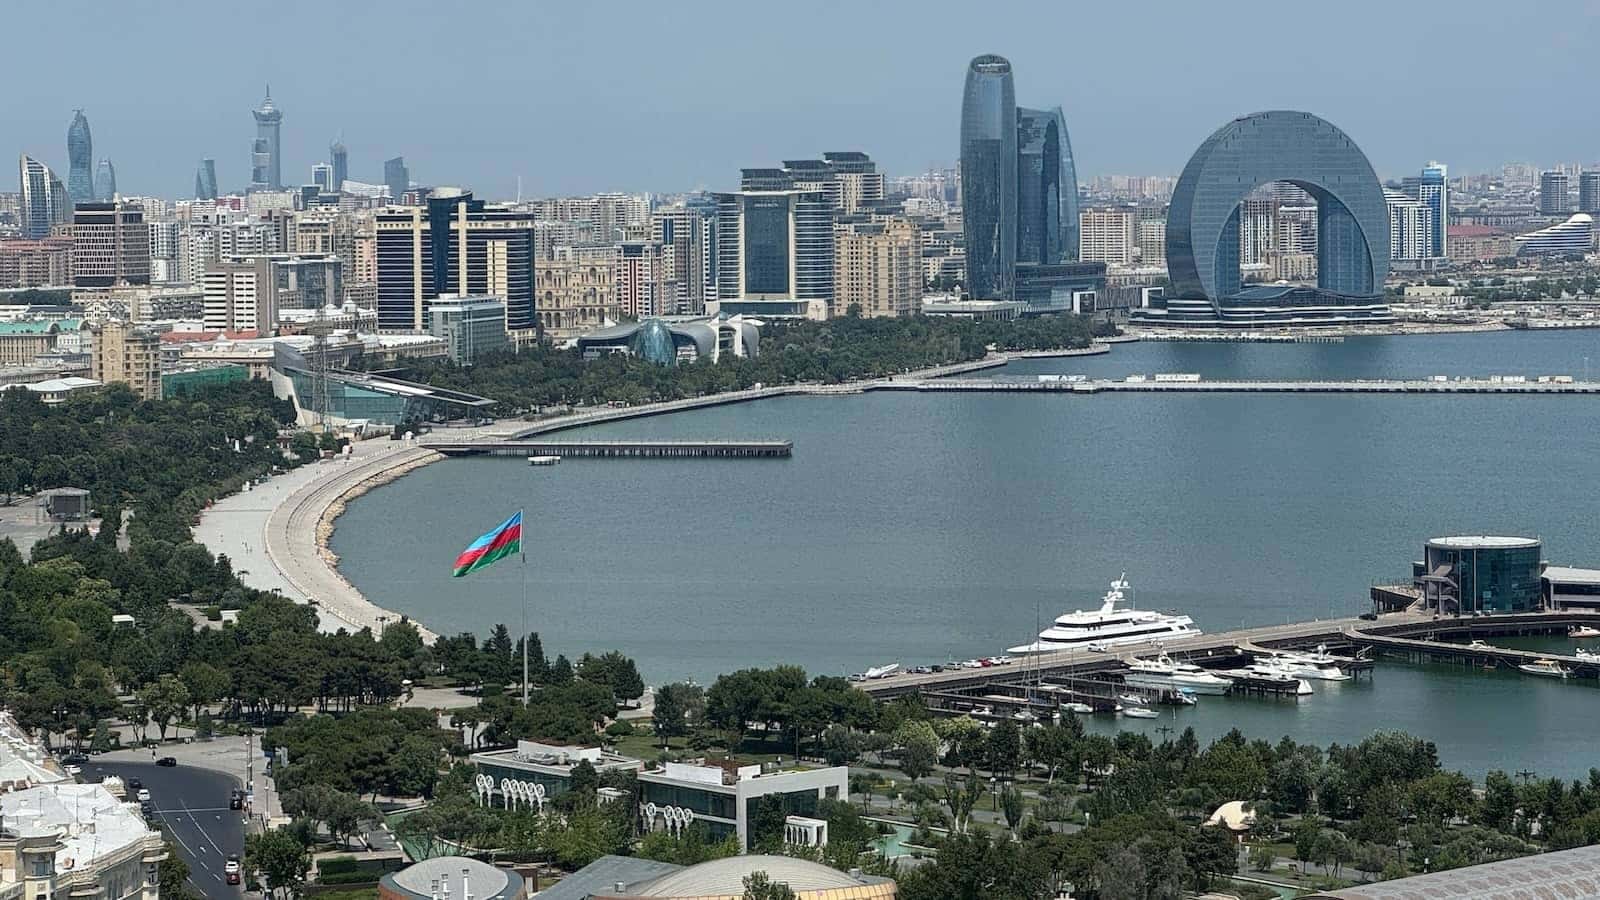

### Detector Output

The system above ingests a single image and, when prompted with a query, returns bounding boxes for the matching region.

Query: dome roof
[385,856,513,900]
[628,855,866,896]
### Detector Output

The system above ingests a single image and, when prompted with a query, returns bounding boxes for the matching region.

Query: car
[61,752,88,765]
[65,764,82,776]
[1358,612,1378,621]
[136,788,151,802]
[229,789,246,810]
[930,664,945,673]
[1087,642,1109,653]
[224,857,241,885]
[155,756,177,767]
[127,778,143,791]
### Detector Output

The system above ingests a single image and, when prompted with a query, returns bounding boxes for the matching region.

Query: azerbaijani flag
[452,511,522,577]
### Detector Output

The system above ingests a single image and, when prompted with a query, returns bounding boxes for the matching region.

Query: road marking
[184,799,229,856]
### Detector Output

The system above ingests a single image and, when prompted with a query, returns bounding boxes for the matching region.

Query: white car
[1086,642,1109,653]
[136,788,151,802]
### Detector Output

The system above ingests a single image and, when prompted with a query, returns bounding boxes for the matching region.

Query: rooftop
[0,783,158,872]
[1305,843,1600,899]
[1545,566,1600,586]
[0,712,66,791]
[384,856,515,900]
[1428,535,1541,550]
[624,855,886,897]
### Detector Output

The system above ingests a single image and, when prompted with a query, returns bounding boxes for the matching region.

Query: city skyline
[6,0,1600,200]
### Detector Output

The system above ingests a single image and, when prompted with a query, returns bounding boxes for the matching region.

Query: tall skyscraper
[1579,171,1600,215]
[1385,188,1434,261]
[329,140,348,192]
[195,158,218,200]
[18,155,68,239]
[651,205,707,315]
[1077,208,1136,265]
[1417,162,1448,258]
[710,188,834,317]
[67,110,94,205]
[94,158,117,201]
[1016,107,1064,265]
[959,54,1017,299]
[375,189,536,331]
[311,163,334,193]
[1539,170,1569,216]
[250,87,283,191]
[384,157,409,203]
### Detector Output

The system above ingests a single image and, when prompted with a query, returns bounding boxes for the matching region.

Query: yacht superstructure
[1009,575,1201,655]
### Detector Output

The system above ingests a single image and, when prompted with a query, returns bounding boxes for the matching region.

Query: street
[83,759,245,900]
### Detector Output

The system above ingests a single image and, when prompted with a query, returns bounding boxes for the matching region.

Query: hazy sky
[6,0,1598,200]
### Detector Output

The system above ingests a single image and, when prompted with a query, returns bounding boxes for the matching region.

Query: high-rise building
[650,205,707,315]
[1078,208,1136,265]
[250,88,283,191]
[1417,162,1448,258]
[535,245,620,339]
[203,253,342,332]
[1385,188,1434,261]
[329,140,348,192]
[94,158,117,202]
[18,155,68,239]
[91,320,162,400]
[959,54,1018,299]
[311,163,334,193]
[72,201,150,288]
[1135,217,1167,267]
[833,218,921,318]
[0,239,74,288]
[292,208,359,293]
[195,158,218,200]
[710,188,834,318]
[1579,171,1600,215]
[740,155,885,214]
[375,189,536,331]
[1016,107,1081,266]
[384,157,409,204]
[1539,170,1570,216]
[615,241,673,318]
[67,110,94,205]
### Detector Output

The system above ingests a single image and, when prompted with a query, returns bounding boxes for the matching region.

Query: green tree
[652,682,704,746]
[244,828,310,900]
[896,720,940,783]
[137,673,191,740]
[742,872,798,900]
[179,661,230,722]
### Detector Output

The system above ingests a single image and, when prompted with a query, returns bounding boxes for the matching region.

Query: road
[83,759,245,900]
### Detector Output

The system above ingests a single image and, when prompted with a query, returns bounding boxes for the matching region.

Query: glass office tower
[67,110,94,204]
[960,55,1017,299]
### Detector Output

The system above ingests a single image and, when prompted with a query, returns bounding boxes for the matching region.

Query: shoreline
[242,325,1542,644]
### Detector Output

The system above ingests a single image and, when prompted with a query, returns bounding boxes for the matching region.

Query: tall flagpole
[520,508,529,705]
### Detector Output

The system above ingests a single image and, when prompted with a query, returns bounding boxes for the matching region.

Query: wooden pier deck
[421,439,793,459]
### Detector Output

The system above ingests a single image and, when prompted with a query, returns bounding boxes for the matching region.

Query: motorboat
[1265,656,1352,682]
[1570,625,1600,639]
[1010,575,1202,655]
[1213,663,1316,695]
[1518,659,1573,679]
[1172,691,1198,706]
[1062,702,1094,714]
[1122,706,1160,719]
[1117,692,1149,706]
[1123,654,1233,695]
[527,455,560,466]
[1467,640,1493,651]
[863,663,900,680]
[1576,648,1600,661]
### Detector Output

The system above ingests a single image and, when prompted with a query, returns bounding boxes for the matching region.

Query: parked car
[1087,642,1109,653]
[61,752,88,766]
[155,756,177,767]
[127,778,143,791]
[136,788,151,803]
[229,789,246,810]
[224,857,241,885]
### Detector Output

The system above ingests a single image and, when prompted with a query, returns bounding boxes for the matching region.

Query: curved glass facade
[630,319,677,365]
[960,54,1016,299]
[67,110,94,205]
[94,158,116,202]
[1165,111,1389,312]
[195,158,218,200]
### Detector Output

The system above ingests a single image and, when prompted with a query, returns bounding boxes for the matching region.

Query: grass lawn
[311,890,379,900]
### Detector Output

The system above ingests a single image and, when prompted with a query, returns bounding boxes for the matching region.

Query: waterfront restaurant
[1413,536,1544,614]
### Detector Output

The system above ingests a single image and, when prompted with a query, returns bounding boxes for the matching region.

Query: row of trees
[387,312,1110,416]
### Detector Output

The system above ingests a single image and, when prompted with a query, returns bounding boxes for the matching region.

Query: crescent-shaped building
[1135,110,1395,328]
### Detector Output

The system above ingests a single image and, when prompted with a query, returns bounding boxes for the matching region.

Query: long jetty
[860,610,1600,703]
[423,439,793,459]
[872,378,1600,395]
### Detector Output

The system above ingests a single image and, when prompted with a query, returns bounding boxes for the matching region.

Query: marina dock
[872,378,1600,395]
[422,439,794,459]
[861,611,1600,708]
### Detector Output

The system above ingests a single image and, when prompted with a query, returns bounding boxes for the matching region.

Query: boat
[1468,640,1493,651]
[1213,664,1316,695]
[1518,659,1573,679]
[1009,574,1202,655]
[1062,702,1094,714]
[1117,692,1149,706]
[1122,706,1160,719]
[1123,654,1233,695]
[863,663,900,680]
[1576,648,1600,661]
[1571,625,1600,639]
[1172,691,1198,706]
[527,455,560,466]
[1264,656,1352,682]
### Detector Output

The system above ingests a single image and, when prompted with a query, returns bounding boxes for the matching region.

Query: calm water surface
[333,329,1600,778]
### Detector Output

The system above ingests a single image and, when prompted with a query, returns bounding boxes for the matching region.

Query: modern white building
[1514,214,1594,256]
[1078,208,1136,266]
[636,761,848,850]
[1385,189,1436,261]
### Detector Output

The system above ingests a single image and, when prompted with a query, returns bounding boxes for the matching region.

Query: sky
[5,0,1599,200]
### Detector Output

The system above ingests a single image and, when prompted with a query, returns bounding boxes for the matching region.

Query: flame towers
[959,55,1017,300]
[67,110,94,205]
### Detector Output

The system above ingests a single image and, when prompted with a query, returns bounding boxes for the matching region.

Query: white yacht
[1518,659,1572,679]
[1122,706,1160,719]
[1261,653,1352,682]
[1123,654,1233,695]
[1009,575,1201,655]
[1576,648,1599,661]
[1212,663,1316,695]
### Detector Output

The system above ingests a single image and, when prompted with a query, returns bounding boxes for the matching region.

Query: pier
[872,377,1600,395]
[421,439,793,459]
[860,611,1600,706]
